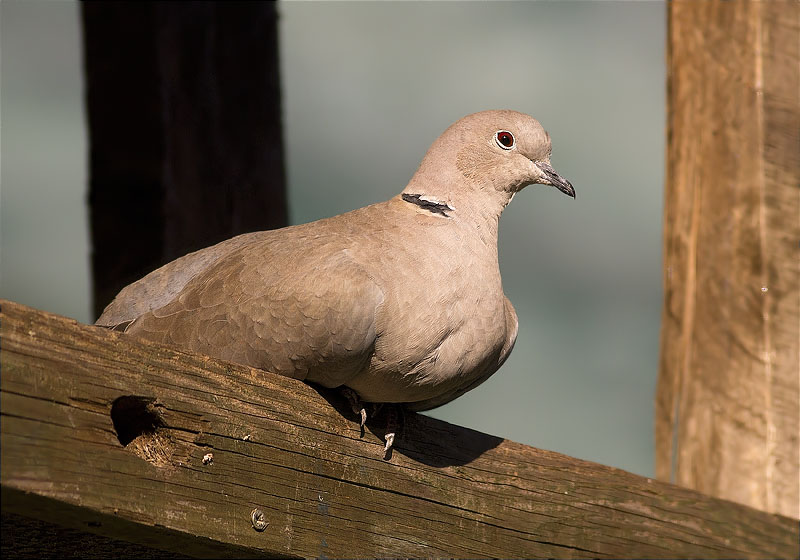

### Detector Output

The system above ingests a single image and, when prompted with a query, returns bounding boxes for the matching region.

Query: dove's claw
[383,432,395,457]
[382,404,403,458]
[341,387,368,434]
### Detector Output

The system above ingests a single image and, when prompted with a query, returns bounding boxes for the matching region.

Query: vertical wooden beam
[83,2,164,320]
[83,1,287,320]
[657,1,799,519]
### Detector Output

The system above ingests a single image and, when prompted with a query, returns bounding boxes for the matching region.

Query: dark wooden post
[657,1,799,519]
[83,1,287,320]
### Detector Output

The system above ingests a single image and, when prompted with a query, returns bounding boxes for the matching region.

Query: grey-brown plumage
[97,110,574,418]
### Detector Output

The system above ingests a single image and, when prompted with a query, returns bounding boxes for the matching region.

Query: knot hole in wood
[110,395,174,467]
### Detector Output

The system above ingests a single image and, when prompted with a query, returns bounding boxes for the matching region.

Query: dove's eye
[495,130,515,150]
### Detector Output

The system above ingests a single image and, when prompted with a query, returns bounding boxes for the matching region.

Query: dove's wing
[119,226,385,389]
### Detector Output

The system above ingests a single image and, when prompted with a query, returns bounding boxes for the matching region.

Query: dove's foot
[382,404,404,459]
[340,387,404,459]
[340,386,368,433]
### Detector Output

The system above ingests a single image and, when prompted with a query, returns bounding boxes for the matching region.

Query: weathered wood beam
[1,300,797,559]
[658,0,800,519]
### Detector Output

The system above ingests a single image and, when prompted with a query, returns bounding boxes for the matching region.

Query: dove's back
[96,233,260,327]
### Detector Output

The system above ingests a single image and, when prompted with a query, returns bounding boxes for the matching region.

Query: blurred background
[1,1,665,478]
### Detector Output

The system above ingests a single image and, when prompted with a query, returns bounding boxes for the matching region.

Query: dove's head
[405,110,574,212]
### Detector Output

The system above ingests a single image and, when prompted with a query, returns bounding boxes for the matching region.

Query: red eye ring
[495,130,515,149]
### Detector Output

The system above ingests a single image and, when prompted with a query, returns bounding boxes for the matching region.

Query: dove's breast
[342,206,514,407]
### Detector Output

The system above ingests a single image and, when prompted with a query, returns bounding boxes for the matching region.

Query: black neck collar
[402,193,453,217]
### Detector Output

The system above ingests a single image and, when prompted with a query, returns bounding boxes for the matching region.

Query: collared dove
[97,109,575,454]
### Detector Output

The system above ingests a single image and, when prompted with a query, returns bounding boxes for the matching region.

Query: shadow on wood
[1,300,797,558]
[310,384,503,467]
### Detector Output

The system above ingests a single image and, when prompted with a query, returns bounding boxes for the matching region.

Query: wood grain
[657,0,800,520]
[2,300,798,558]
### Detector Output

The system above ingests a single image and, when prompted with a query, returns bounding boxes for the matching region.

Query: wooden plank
[1,300,797,559]
[657,0,800,519]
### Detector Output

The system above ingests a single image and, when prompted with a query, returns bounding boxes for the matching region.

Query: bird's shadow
[311,385,502,467]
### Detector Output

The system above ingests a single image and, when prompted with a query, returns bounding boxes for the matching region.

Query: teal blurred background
[1,1,665,477]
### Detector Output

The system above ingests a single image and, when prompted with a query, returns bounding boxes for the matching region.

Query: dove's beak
[536,161,576,199]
